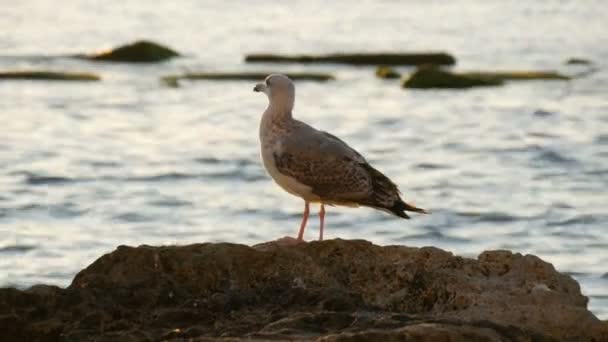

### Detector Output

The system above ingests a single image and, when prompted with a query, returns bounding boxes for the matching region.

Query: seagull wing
[273,121,372,203]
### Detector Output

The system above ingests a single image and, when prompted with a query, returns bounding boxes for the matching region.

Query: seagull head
[254,74,295,101]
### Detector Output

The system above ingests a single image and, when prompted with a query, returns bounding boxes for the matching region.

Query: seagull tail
[389,199,429,219]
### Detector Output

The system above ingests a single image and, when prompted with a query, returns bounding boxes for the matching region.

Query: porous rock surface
[0,239,606,341]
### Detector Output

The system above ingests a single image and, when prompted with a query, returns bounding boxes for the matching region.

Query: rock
[403,66,503,89]
[402,65,572,89]
[0,70,100,81]
[462,70,571,81]
[162,72,334,86]
[0,240,606,341]
[80,40,179,63]
[565,57,592,65]
[375,66,401,79]
[245,52,456,66]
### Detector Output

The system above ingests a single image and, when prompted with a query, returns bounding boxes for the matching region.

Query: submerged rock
[565,57,592,65]
[0,239,606,341]
[403,66,503,89]
[462,70,571,81]
[245,52,456,66]
[162,72,334,86]
[402,65,572,89]
[0,70,100,81]
[375,66,401,79]
[79,40,179,63]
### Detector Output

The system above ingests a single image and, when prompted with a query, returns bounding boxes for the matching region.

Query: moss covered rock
[403,66,502,89]
[246,52,456,66]
[83,40,179,63]
[375,66,401,79]
[0,70,100,81]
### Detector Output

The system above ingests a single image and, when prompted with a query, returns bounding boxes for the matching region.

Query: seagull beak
[253,83,267,94]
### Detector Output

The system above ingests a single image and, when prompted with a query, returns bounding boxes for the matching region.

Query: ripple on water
[456,210,523,223]
[112,212,155,223]
[412,162,450,170]
[533,149,578,166]
[147,198,194,208]
[397,231,470,244]
[0,244,37,253]
[15,171,79,186]
[547,214,600,227]
[595,134,608,145]
[550,229,596,240]
[124,172,198,182]
[10,202,89,218]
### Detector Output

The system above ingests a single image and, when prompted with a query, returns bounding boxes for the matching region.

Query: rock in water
[462,70,570,81]
[403,65,573,89]
[83,40,179,63]
[0,240,606,341]
[403,65,503,89]
[245,52,456,66]
[0,70,100,81]
[375,66,401,79]
[161,71,335,86]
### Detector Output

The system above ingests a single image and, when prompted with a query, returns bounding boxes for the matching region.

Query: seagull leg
[319,204,326,241]
[297,201,310,241]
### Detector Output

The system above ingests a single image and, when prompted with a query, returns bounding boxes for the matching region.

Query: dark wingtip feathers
[389,200,429,219]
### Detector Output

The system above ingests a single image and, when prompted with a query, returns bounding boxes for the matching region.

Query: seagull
[254,74,427,242]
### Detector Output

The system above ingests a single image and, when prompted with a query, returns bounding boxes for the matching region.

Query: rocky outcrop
[162,72,334,87]
[78,40,180,63]
[402,65,573,89]
[0,70,100,81]
[403,66,503,89]
[462,70,571,81]
[245,52,456,66]
[0,239,606,341]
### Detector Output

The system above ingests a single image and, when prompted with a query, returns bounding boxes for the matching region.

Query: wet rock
[403,65,502,89]
[245,52,456,66]
[162,72,334,86]
[0,70,100,81]
[565,57,592,65]
[0,240,606,341]
[375,66,401,79]
[79,40,179,63]
[402,65,572,89]
[462,70,570,81]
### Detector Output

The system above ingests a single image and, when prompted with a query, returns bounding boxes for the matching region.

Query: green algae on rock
[245,52,456,66]
[80,40,179,63]
[0,70,100,81]
[162,71,335,86]
[402,66,503,89]
[402,65,572,89]
[375,66,401,79]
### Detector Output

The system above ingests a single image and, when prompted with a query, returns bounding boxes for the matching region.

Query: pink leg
[319,204,326,241]
[297,201,310,241]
